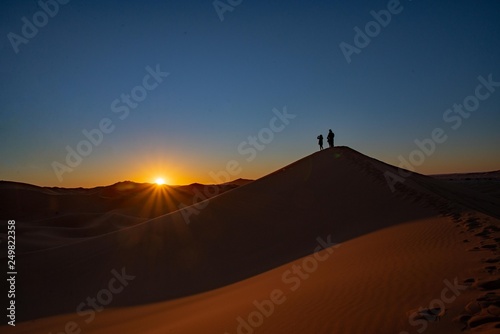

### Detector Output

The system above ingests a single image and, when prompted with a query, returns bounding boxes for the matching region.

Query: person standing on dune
[317,134,324,150]
[327,129,334,148]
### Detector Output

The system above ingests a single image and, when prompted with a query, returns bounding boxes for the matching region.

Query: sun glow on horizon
[155,177,166,185]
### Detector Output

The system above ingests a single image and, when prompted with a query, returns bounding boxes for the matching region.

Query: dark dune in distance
[432,171,500,200]
[2,147,500,333]
[0,179,253,252]
[0,178,254,219]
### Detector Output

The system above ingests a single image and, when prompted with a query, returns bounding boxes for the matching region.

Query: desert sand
[1,147,500,333]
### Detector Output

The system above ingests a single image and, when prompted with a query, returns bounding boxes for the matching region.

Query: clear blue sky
[1,0,499,187]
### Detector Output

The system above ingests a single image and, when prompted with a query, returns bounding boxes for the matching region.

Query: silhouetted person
[317,134,324,150]
[327,129,334,148]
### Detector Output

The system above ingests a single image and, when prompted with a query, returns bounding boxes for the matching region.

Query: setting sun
[155,177,166,185]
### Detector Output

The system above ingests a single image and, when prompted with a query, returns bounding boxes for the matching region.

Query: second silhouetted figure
[327,129,334,148]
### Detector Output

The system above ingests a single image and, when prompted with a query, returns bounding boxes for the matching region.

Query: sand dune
[2,147,500,333]
[0,180,248,252]
[433,171,500,201]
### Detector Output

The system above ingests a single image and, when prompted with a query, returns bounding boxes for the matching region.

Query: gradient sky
[1,0,499,187]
